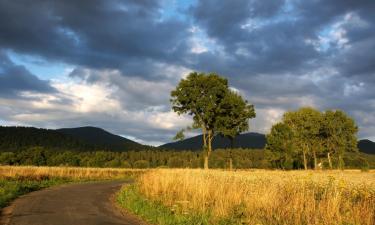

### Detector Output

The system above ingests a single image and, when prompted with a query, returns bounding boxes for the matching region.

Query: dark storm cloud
[0,0,375,142]
[0,0,190,79]
[0,52,56,97]
[191,0,375,77]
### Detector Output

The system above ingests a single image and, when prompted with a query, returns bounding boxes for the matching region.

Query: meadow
[118,169,375,225]
[0,166,144,208]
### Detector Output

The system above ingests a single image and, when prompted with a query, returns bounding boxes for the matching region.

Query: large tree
[215,90,255,170]
[171,72,229,169]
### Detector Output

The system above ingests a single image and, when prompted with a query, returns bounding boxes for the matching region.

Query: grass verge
[116,184,241,225]
[0,177,72,208]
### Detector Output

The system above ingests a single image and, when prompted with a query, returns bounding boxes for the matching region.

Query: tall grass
[134,169,375,225]
[0,165,144,180]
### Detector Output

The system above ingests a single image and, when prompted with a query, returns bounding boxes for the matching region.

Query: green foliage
[171,72,230,159]
[133,160,150,169]
[266,107,359,169]
[0,177,71,208]
[266,123,297,169]
[215,90,256,140]
[173,130,185,141]
[171,72,228,122]
[0,147,372,169]
[171,72,255,169]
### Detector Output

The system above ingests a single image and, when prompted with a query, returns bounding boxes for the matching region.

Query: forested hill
[358,139,375,154]
[57,127,148,151]
[1,126,374,154]
[160,132,375,154]
[159,133,266,150]
[0,126,151,152]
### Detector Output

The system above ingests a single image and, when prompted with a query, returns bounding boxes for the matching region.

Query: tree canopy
[266,108,358,169]
[171,72,255,169]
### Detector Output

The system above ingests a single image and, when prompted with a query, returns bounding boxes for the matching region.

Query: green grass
[0,177,72,208]
[116,185,241,225]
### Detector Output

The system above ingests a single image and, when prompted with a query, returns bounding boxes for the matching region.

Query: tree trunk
[313,150,317,170]
[204,155,209,169]
[202,126,207,148]
[338,154,344,170]
[327,152,332,169]
[228,138,234,171]
[303,151,308,170]
[202,126,208,169]
[204,130,213,170]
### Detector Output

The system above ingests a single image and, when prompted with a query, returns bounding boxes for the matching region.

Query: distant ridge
[1,125,373,154]
[57,126,148,151]
[0,126,151,152]
[159,132,266,150]
[358,139,375,154]
[160,132,375,154]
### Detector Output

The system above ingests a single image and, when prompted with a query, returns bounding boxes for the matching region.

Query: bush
[133,160,149,169]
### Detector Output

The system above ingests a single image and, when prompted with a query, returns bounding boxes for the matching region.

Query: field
[118,169,375,225]
[0,166,144,208]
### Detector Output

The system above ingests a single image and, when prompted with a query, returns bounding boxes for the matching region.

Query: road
[1,181,147,225]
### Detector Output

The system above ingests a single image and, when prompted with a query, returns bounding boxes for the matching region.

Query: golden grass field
[0,165,145,180]
[137,169,375,225]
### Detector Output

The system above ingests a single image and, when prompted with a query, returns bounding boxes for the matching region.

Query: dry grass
[0,165,145,180]
[137,169,375,225]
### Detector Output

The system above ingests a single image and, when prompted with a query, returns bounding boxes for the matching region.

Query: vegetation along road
[1,180,146,225]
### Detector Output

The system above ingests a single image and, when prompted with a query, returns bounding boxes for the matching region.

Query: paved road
[1,181,147,225]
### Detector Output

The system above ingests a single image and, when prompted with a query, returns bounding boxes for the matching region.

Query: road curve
[1,181,147,225]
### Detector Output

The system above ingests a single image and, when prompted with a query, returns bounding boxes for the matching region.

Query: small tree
[283,107,322,170]
[322,110,358,169]
[171,72,229,169]
[266,122,296,169]
[215,90,255,170]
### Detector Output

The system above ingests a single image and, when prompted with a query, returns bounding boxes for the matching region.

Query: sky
[0,0,374,146]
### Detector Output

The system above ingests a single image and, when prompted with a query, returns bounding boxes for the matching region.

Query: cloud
[0,0,375,143]
[0,0,191,79]
[0,52,56,97]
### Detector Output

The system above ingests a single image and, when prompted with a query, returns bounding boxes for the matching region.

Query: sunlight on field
[137,169,375,225]
[0,166,144,180]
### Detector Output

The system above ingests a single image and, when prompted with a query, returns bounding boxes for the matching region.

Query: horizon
[0,125,373,148]
[1,0,375,145]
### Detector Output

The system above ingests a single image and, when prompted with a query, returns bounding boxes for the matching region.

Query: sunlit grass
[0,165,145,180]
[122,169,375,225]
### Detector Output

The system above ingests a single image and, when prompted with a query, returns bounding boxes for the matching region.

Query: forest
[0,147,373,169]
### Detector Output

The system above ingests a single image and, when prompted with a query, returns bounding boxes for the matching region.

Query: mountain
[0,126,89,151]
[159,132,266,150]
[57,126,148,151]
[358,139,375,154]
[1,125,374,154]
[160,132,375,154]
[0,126,150,152]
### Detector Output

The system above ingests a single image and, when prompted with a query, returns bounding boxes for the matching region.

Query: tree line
[0,147,371,169]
